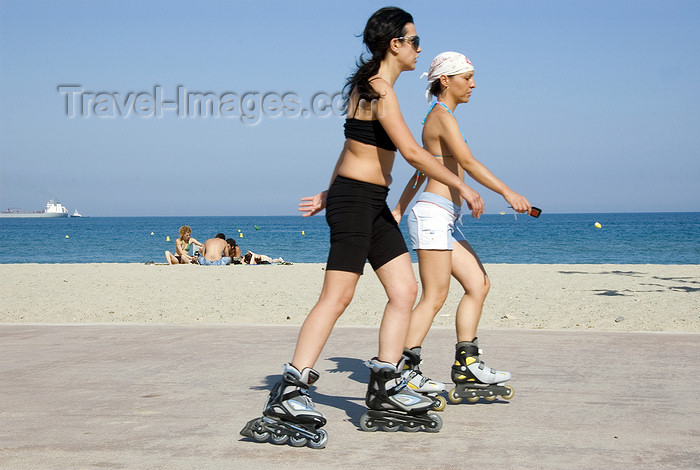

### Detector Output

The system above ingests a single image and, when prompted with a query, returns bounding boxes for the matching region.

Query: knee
[423,290,449,313]
[407,282,418,303]
[466,275,490,301]
[319,288,354,314]
[336,290,355,310]
[388,282,417,309]
[481,275,491,298]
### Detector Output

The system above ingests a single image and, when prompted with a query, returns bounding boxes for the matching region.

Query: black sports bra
[344,118,397,152]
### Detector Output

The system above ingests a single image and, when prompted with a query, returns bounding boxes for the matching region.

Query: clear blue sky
[1,0,698,216]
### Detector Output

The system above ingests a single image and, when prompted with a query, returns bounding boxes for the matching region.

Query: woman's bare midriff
[336,139,396,187]
[423,155,464,206]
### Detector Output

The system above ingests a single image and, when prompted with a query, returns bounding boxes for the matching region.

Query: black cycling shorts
[325,175,408,274]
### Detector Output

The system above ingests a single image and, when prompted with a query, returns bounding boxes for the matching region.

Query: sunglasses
[396,35,420,50]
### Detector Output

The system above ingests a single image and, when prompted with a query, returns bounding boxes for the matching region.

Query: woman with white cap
[392,51,532,405]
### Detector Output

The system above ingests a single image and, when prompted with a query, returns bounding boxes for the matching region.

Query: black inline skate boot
[240,363,328,449]
[359,357,443,433]
[401,347,447,411]
[448,338,514,404]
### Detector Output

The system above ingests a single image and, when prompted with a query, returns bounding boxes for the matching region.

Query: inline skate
[240,364,328,449]
[360,357,443,433]
[448,338,514,403]
[402,347,447,411]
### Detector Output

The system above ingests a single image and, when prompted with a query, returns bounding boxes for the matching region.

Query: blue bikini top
[423,101,468,151]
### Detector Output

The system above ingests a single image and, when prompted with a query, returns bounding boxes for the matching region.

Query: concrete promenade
[1,325,698,469]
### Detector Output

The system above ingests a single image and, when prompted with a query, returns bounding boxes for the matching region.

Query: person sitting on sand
[242,250,287,265]
[226,238,242,261]
[198,233,232,266]
[165,225,203,264]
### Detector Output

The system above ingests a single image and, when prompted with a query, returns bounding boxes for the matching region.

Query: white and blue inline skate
[240,364,328,449]
[448,338,515,403]
[359,357,443,433]
[402,347,447,411]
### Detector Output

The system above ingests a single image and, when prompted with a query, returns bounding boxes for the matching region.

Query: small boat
[72,210,83,217]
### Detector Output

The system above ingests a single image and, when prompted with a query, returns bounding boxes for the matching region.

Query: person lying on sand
[242,250,289,265]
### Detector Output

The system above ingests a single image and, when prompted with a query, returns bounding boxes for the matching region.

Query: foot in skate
[241,364,328,448]
[402,347,447,411]
[449,338,514,403]
[361,357,443,432]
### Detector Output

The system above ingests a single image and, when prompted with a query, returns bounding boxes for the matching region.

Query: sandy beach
[1,263,698,332]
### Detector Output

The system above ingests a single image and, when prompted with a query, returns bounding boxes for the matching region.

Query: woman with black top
[241,7,483,446]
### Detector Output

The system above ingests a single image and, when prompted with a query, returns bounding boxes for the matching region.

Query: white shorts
[408,192,466,250]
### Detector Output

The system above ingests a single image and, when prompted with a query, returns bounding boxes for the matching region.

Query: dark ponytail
[428,79,444,100]
[343,7,414,111]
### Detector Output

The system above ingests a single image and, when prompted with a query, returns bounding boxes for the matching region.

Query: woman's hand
[298,191,327,217]
[459,184,485,219]
[503,190,531,214]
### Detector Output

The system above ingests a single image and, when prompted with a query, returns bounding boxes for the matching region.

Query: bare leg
[257,254,273,263]
[373,253,418,364]
[291,270,360,369]
[404,249,453,348]
[164,251,177,264]
[451,240,489,342]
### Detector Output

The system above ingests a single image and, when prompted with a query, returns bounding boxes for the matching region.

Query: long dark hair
[343,7,414,112]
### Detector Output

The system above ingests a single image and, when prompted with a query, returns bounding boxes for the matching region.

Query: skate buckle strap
[306,368,320,386]
[476,361,497,374]
[395,375,408,392]
[380,368,407,390]
[283,389,316,411]
[365,358,409,392]
[407,370,430,388]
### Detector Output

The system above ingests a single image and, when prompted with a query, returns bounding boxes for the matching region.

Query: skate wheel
[269,431,288,445]
[467,396,480,403]
[432,395,447,412]
[382,420,400,432]
[251,428,270,442]
[484,394,497,402]
[288,433,308,447]
[402,420,421,433]
[307,429,328,449]
[501,385,515,400]
[425,412,442,433]
[248,420,270,442]
[359,413,378,432]
[447,388,462,404]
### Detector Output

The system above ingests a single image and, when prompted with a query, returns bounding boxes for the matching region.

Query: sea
[1,212,699,265]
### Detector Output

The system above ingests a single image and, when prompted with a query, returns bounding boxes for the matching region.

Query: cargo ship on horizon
[0,199,70,218]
